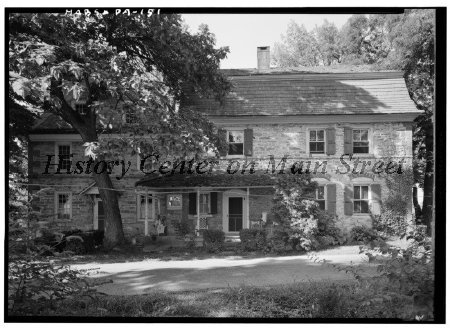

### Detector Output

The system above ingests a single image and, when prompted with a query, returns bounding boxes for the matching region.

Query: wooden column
[144,193,148,236]
[196,188,200,235]
[246,188,250,229]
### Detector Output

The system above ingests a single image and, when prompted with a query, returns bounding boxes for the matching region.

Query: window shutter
[370,184,382,215]
[344,185,353,216]
[326,128,336,155]
[344,127,353,155]
[218,129,227,157]
[210,192,218,214]
[188,193,197,215]
[326,184,336,215]
[244,128,253,156]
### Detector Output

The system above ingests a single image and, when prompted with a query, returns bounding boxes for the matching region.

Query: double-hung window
[315,186,326,210]
[353,185,369,213]
[137,194,160,221]
[199,193,211,214]
[227,131,244,156]
[352,129,369,154]
[309,129,325,154]
[56,193,71,220]
[56,144,71,171]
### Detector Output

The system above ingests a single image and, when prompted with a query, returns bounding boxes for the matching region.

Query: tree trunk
[421,125,433,236]
[92,161,125,248]
[412,185,423,224]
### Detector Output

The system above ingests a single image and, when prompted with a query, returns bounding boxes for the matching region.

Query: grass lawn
[21,280,416,320]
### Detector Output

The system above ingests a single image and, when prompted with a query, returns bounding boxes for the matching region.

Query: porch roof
[135,172,278,189]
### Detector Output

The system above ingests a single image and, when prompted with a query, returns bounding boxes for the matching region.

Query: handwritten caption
[65,9,160,17]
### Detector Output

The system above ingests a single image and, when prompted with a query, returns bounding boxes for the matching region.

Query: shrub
[349,225,383,244]
[239,229,266,251]
[270,174,320,251]
[171,221,195,248]
[202,229,225,253]
[314,212,346,247]
[265,229,290,253]
[373,208,408,238]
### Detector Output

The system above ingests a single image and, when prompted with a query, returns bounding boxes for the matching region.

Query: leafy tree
[272,20,320,67]
[8,88,37,209]
[314,20,342,65]
[9,13,230,247]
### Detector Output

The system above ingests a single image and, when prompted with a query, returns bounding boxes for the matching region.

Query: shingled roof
[182,69,419,116]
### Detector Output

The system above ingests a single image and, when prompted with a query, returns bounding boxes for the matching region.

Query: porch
[135,173,276,239]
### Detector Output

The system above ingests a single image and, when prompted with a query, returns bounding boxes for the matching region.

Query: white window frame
[353,185,370,214]
[136,193,160,222]
[55,142,72,172]
[352,127,372,155]
[199,192,211,215]
[308,128,326,155]
[226,130,245,158]
[167,194,182,210]
[55,192,72,220]
[315,185,327,211]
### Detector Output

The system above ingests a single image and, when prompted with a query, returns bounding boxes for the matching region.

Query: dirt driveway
[71,245,379,295]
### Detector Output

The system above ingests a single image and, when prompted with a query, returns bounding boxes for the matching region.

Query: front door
[228,197,243,232]
[94,198,105,231]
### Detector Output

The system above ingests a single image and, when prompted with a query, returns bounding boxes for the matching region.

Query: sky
[182,14,353,69]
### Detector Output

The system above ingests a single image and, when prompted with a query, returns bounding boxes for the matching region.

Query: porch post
[144,191,149,236]
[196,188,200,236]
[246,187,250,229]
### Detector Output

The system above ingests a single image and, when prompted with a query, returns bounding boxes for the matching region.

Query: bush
[239,229,266,251]
[373,209,408,238]
[350,225,383,244]
[171,221,195,248]
[202,229,225,253]
[265,229,290,253]
[314,212,346,247]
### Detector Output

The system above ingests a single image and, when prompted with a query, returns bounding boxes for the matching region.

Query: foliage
[264,228,290,253]
[271,174,321,251]
[239,228,266,251]
[349,225,384,244]
[9,12,230,247]
[202,229,225,253]
[314,211,347,247]
[372,209,408,238]
[171,220,195,248]
[8,195,94,316]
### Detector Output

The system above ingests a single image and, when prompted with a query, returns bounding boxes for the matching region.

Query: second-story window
[315,186,326,210]
[57,144,71,171]
[353,129,369,154]
[309,129,325,154]
[228,131,244,156]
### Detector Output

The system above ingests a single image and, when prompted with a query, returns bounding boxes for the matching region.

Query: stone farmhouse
[29,47,421,241]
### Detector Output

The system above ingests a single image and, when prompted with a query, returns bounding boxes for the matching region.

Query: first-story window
[227,130,244,156]
[56,193,71,220]
[56,144,71,171]
[309,129,325,154]
[354,185,369,213]
[167,194,182,210]
[137,194,160,221]
[75,103,88,115]
[199,193,211,214]
[315,186,326,210]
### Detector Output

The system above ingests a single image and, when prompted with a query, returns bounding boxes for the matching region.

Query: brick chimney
[257,46,270,70]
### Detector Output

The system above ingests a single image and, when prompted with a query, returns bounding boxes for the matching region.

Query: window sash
[353,186,369,213]
[57,145,71,170]
[199,193,210,214]
[352,129,369,153]
[56,193,71,220]
[228,131,244,155]
[137,194,159,221]
[315,186,326,210]
[167,194,182,209]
